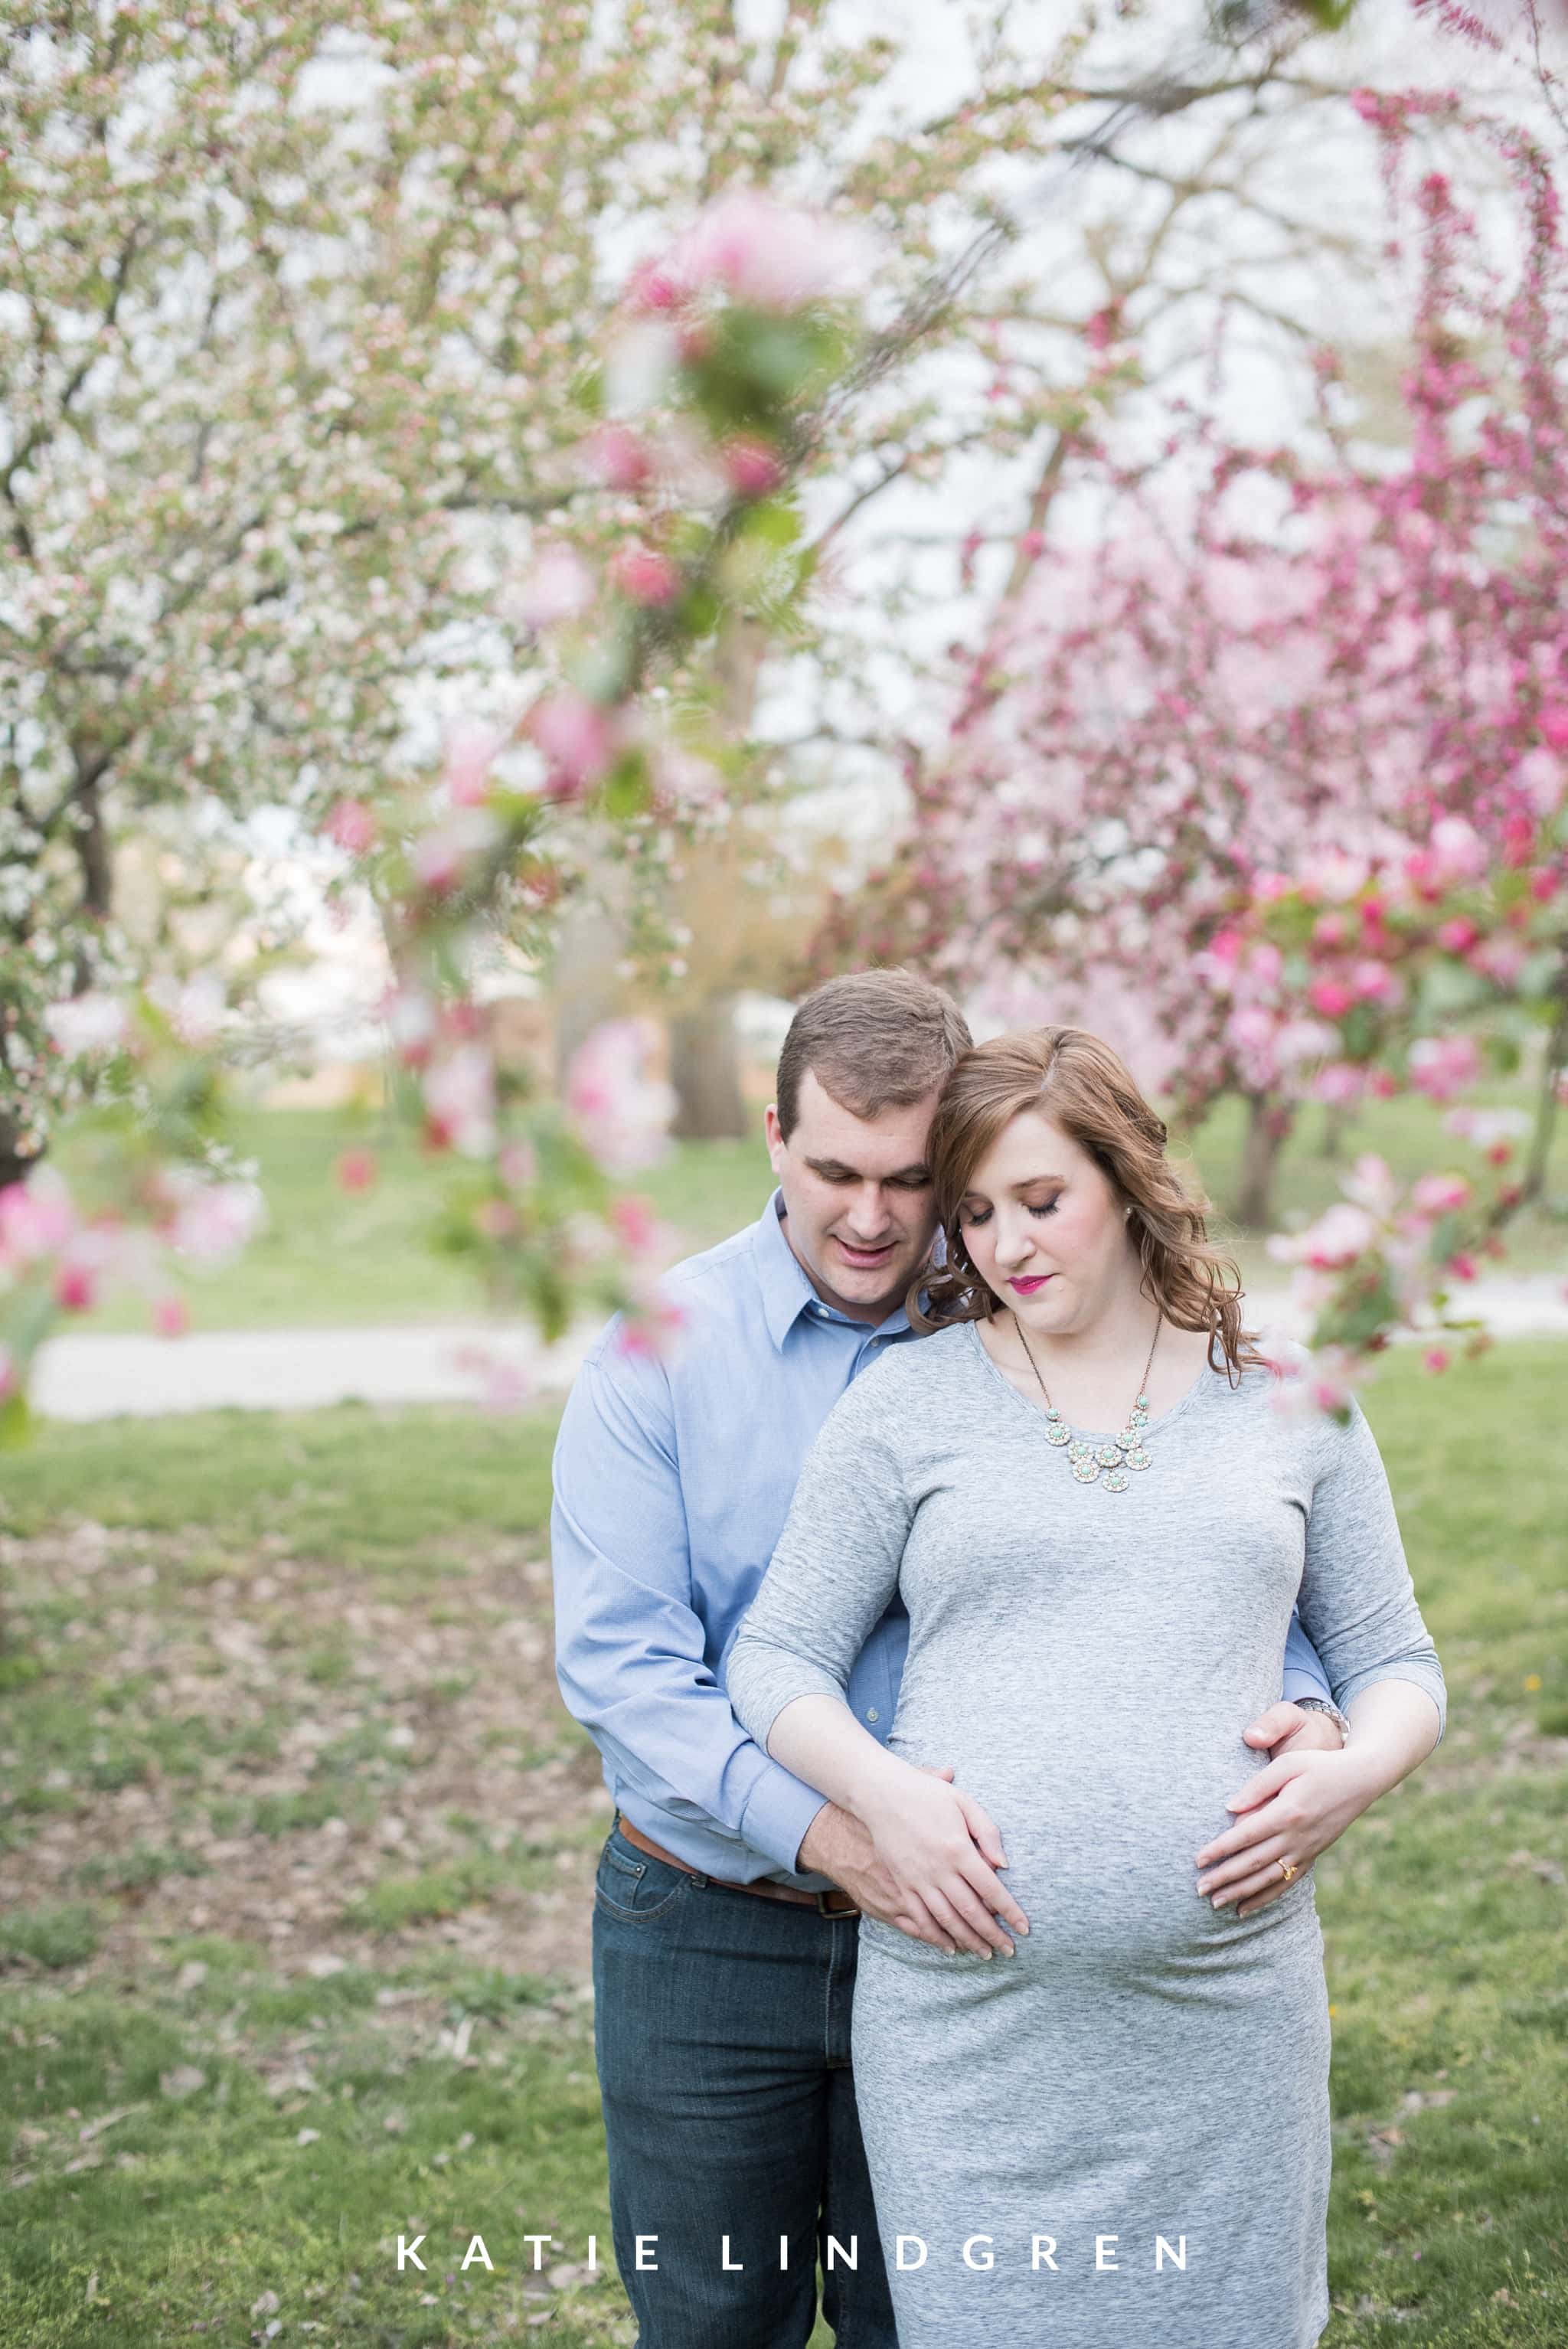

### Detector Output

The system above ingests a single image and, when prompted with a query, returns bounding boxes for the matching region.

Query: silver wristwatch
[1295,1696,1351,1741]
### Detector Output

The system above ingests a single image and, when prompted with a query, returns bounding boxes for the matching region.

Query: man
[551,969,1346,2349]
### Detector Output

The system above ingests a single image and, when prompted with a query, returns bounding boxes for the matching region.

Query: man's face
[765,1067,944,1323]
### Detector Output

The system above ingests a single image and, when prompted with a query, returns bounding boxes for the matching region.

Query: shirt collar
[753,1188,914,1351]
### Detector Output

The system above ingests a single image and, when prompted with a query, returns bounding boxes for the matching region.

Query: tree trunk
[1318,1100,1354,1161]
[668,994,746,1140]
[550,896,628,1088]
[0,1108,34,1193]
[1236,1093,1294,1230]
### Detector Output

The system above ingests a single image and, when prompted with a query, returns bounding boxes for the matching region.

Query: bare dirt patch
[0,1520,609,1991]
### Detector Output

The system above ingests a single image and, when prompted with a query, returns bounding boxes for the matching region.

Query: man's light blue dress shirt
[550,1191,1334,1889]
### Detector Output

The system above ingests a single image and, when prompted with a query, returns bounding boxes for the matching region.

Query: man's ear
[764,1103,786,1168]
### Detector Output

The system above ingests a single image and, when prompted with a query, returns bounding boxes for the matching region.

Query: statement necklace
[1011,1314,1161,1494]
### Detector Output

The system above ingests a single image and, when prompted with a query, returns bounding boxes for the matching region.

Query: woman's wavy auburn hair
[910,1025,1264,1380]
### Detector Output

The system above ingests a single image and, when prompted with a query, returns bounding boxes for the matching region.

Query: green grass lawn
[53,1083,1568,1334]
[0,1345,1564,2344]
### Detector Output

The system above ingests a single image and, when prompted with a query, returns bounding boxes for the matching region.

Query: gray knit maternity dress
[725,1322,1445,2349]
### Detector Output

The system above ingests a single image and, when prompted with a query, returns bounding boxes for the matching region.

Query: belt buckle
[815,1888,852,1916]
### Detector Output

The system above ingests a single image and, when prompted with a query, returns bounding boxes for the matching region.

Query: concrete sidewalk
[28,1276,1568,1422]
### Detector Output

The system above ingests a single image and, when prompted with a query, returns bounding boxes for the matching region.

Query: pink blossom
[616,1289,687,1361]
[1468,935,1528,988]
[625,257,684,314]
[1448,1251,1478,1282]
[1423,1347,1451,1374]
[54,1258,98,1312]
[336,1149,377,1194]
[1444,1105,1529,1151]
[1351,958,1400,1004]
[1342,1155,1399,1217]
[610,1193,661,1257]
[518,545,596,629]
[1411,1171,1471,1216]
[1428,815,1486,884]
[1275,1018,1338,1068]
[43,992,128,1058]
[1299,850,1369,903]
[721,435,783,501]
[384,985,437,1069]
[166,1176,264,1266]
[586,423,652,492]
[1307,978,1355,1019]
[422,1047,497,1158]
[1539,704,1568,751]
[1296,1202,1377,1269]
[325,799,377,855]
[566,1018,675,1175]
[1436,916,1478,954]
[530,694,617,797]
[152,1294,190,1338]
[1310,1061,1367,1106]
[1408,1033,1481,1100]
[612,546,681,606]
[1312,913,1348,950]
[444,724,501,807]
[0,1175,77,1266]
[675,191,871,312]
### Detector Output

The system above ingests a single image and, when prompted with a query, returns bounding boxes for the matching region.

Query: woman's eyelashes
[960,1197,1060,1229]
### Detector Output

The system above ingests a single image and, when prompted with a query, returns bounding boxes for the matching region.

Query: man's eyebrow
[805,1156,930,1181]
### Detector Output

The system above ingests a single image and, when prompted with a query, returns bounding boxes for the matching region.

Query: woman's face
[956,1108,1136,1336]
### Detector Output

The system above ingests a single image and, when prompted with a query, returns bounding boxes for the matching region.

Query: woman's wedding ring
[1277,1858,1298,1883]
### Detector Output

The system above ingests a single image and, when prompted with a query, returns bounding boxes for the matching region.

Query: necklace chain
[1010,1314,1162,1495]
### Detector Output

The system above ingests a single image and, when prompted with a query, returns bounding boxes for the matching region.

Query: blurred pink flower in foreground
[671,190,873,312]
[567,1018,676,1176]
[1266,1201,1377,1271]
[1408,1033,1481,1100]
[325,799,378,855]
[518,545,596,629]
[164,1173,265,1266]
[530,693,618,798]
[423,1046,497,1158]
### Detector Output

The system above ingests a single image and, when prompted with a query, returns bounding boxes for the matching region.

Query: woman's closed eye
[960,1200,1059,1228]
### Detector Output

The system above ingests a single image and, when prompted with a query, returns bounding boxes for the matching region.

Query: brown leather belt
[615,1815,861,1917]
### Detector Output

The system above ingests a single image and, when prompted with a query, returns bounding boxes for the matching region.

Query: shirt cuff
[739,1761,834,1876]
[1281,1665,1332,1706]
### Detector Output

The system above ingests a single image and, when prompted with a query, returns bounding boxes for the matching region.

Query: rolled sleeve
[1297,1398,1446,1744]
[1281,1609,1333,1706]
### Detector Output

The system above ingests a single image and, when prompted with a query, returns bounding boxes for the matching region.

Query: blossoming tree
[814,74,1568,1403]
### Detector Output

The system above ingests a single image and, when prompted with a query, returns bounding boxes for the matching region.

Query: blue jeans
[592,1820,897,2349]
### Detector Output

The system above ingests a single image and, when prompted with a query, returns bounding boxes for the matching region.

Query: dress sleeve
[726,1361,916,1755]
[1294,1397,1446,1742]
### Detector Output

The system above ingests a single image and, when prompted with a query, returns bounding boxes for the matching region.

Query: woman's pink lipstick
[1008,1273,1053,1293]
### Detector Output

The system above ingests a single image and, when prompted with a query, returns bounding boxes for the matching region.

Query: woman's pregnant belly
[884,1700,1310,1975]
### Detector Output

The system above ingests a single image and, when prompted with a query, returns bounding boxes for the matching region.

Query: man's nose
[844,1184,895,1236]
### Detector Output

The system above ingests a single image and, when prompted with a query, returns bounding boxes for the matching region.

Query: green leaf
[602,750,652,819]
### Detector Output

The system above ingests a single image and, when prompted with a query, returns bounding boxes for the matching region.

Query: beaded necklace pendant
[1013,1315,1161,1498]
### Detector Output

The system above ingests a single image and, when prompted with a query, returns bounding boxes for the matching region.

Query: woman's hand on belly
[1194,1744,1390,1916]
[856,1762,1031,1959]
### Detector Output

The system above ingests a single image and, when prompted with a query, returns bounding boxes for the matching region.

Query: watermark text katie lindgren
[394,2231,1194,2276]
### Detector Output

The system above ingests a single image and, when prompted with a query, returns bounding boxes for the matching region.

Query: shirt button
[866,1708,880,1723]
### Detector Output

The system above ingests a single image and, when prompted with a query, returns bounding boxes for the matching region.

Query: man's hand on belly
[799,1772,1028,1959]
[1243,1700,1344,1759]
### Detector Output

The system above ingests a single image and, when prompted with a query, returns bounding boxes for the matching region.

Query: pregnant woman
[726,1026,1444,2349]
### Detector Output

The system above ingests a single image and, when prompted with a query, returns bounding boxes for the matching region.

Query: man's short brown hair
[775,969,972,1139]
